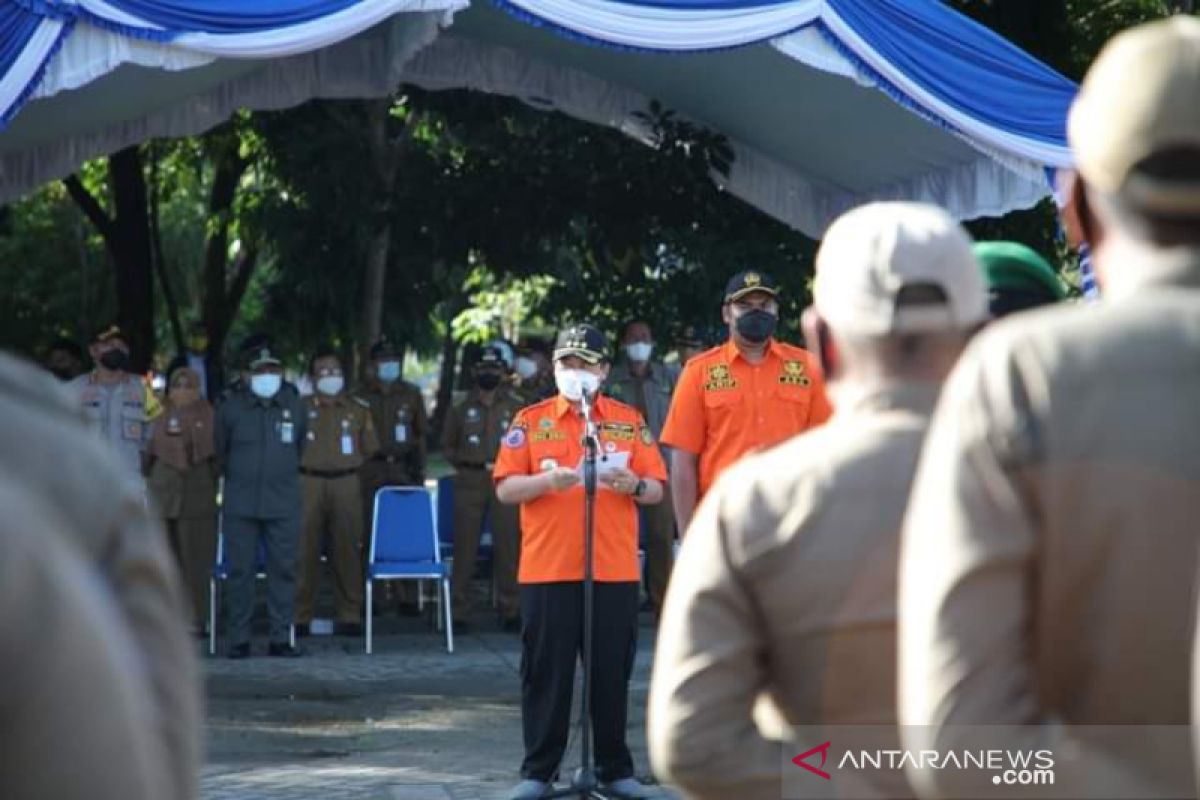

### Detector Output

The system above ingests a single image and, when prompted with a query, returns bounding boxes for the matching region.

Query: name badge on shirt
[395,424,408,444]
[280,421,295,444]
[341,434,355,456]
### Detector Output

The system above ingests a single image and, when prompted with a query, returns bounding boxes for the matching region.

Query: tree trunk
[64,146,155,373]
[149,147,185,354]
[200,137,250,378]
[429,307,463,449]
[358,99,401,379]
[360,224,391,377]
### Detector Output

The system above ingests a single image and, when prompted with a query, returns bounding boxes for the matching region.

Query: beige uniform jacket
[300,394,380,471]
[650,382,938,800]
[0,353,200,800]
[0,477,168,800]
[899,256,1200,799]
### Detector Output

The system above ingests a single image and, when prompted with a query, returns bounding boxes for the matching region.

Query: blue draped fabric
[827,0,1074,149]
[83,0,368,35]
[0,6,45,74]
[0,0,451,127]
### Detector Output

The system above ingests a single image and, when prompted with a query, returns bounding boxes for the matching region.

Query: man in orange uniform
[660,271,832,534]
[493,323,668,800]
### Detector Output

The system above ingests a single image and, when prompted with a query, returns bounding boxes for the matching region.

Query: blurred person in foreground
[0,351,200,798]
[649,203,986,799]
[899,17,1200,798]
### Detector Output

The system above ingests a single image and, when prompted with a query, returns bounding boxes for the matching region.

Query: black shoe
[452,619,470,633]
[294,623,310,638]
[227,643,251,660]
[501,617,521,634]
[268,641,305,658]
[335,621,363,637]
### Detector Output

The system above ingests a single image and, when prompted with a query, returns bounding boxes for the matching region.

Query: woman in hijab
[147,365,218,635]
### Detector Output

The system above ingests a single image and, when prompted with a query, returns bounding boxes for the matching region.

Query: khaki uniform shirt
[0,478,168,800]
[899,254,1200,798]
[443,388,525,469]
[650,382,937,800]
[0,353,199,800]
[361,379,426,475]
[69,371,154,479]
[300,394,380,471]
[607,360,677,463]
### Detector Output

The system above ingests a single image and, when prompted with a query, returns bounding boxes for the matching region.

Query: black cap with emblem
[723,270,780,304]
[370,338,402,360]
[478,346,505,369]
[553,323,609,365]
[247,345,283,370]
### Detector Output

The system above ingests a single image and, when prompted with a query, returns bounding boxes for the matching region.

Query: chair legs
[442,578,454,654]
[208,578,218,656]
[365,579,374,655]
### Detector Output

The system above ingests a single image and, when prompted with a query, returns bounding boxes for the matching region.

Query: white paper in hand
[574,451,630,488]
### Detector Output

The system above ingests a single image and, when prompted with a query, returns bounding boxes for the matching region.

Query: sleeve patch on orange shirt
[639,424,654,446]
[504,426,527,448]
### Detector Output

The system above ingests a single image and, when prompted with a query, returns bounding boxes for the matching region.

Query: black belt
[458,462,494,471]
[300,467,358,479]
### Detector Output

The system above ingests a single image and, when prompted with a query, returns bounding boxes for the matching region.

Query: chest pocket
[775,381,812,423]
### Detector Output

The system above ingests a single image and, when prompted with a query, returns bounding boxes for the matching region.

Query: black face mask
[476,372,502,391]
[99,349,129,371]
[734,309,777,344]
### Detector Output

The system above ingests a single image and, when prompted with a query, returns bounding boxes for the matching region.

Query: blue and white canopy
[0,0,1077,235]
[401,0,1078,235]
[0,0,463,200]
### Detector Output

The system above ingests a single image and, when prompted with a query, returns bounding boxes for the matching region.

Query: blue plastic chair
[208,527,295,655]
[366,486,454,654]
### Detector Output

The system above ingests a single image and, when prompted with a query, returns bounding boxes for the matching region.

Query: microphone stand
[545,389,611,799]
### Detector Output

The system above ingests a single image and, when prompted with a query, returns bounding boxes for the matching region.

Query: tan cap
[1068,16,1200,213]
[814,202,987,336]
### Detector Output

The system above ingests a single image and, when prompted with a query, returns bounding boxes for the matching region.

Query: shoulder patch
[504,425,527,449]
[639,424,654,446]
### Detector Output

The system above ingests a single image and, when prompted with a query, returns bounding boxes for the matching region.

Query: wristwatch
[633,478,647,498]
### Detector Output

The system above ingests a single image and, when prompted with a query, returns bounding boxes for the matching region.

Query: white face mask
[377,360,401,383]
[625,342,653,363]
[555,368,601,402]
[515,357,538,380]
[316,375,344,396]
[250,373,282,399]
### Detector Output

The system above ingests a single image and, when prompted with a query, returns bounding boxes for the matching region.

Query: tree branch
[63,173,115,243]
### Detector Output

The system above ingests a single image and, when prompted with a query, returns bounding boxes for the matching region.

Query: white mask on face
[555,368,601,402]
[250,373,282,399]
[625,342,653,363]
[316,375,344,396]
[377,360,401,383]
[515,357,538,380]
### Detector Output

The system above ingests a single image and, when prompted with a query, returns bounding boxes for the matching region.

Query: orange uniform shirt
[493,394,668,584]
[660,338,832,498]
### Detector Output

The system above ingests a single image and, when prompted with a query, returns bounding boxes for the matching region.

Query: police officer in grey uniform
[69,324,157,483]
[215,344,306,658]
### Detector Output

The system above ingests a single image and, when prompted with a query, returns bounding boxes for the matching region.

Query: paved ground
[202,600,678,800]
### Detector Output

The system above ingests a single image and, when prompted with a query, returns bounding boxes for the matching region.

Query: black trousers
[519,581,640,783]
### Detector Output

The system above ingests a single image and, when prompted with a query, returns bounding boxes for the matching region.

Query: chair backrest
[436,475,455,546]
[212,531,269,575]
[371,486,439,566]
